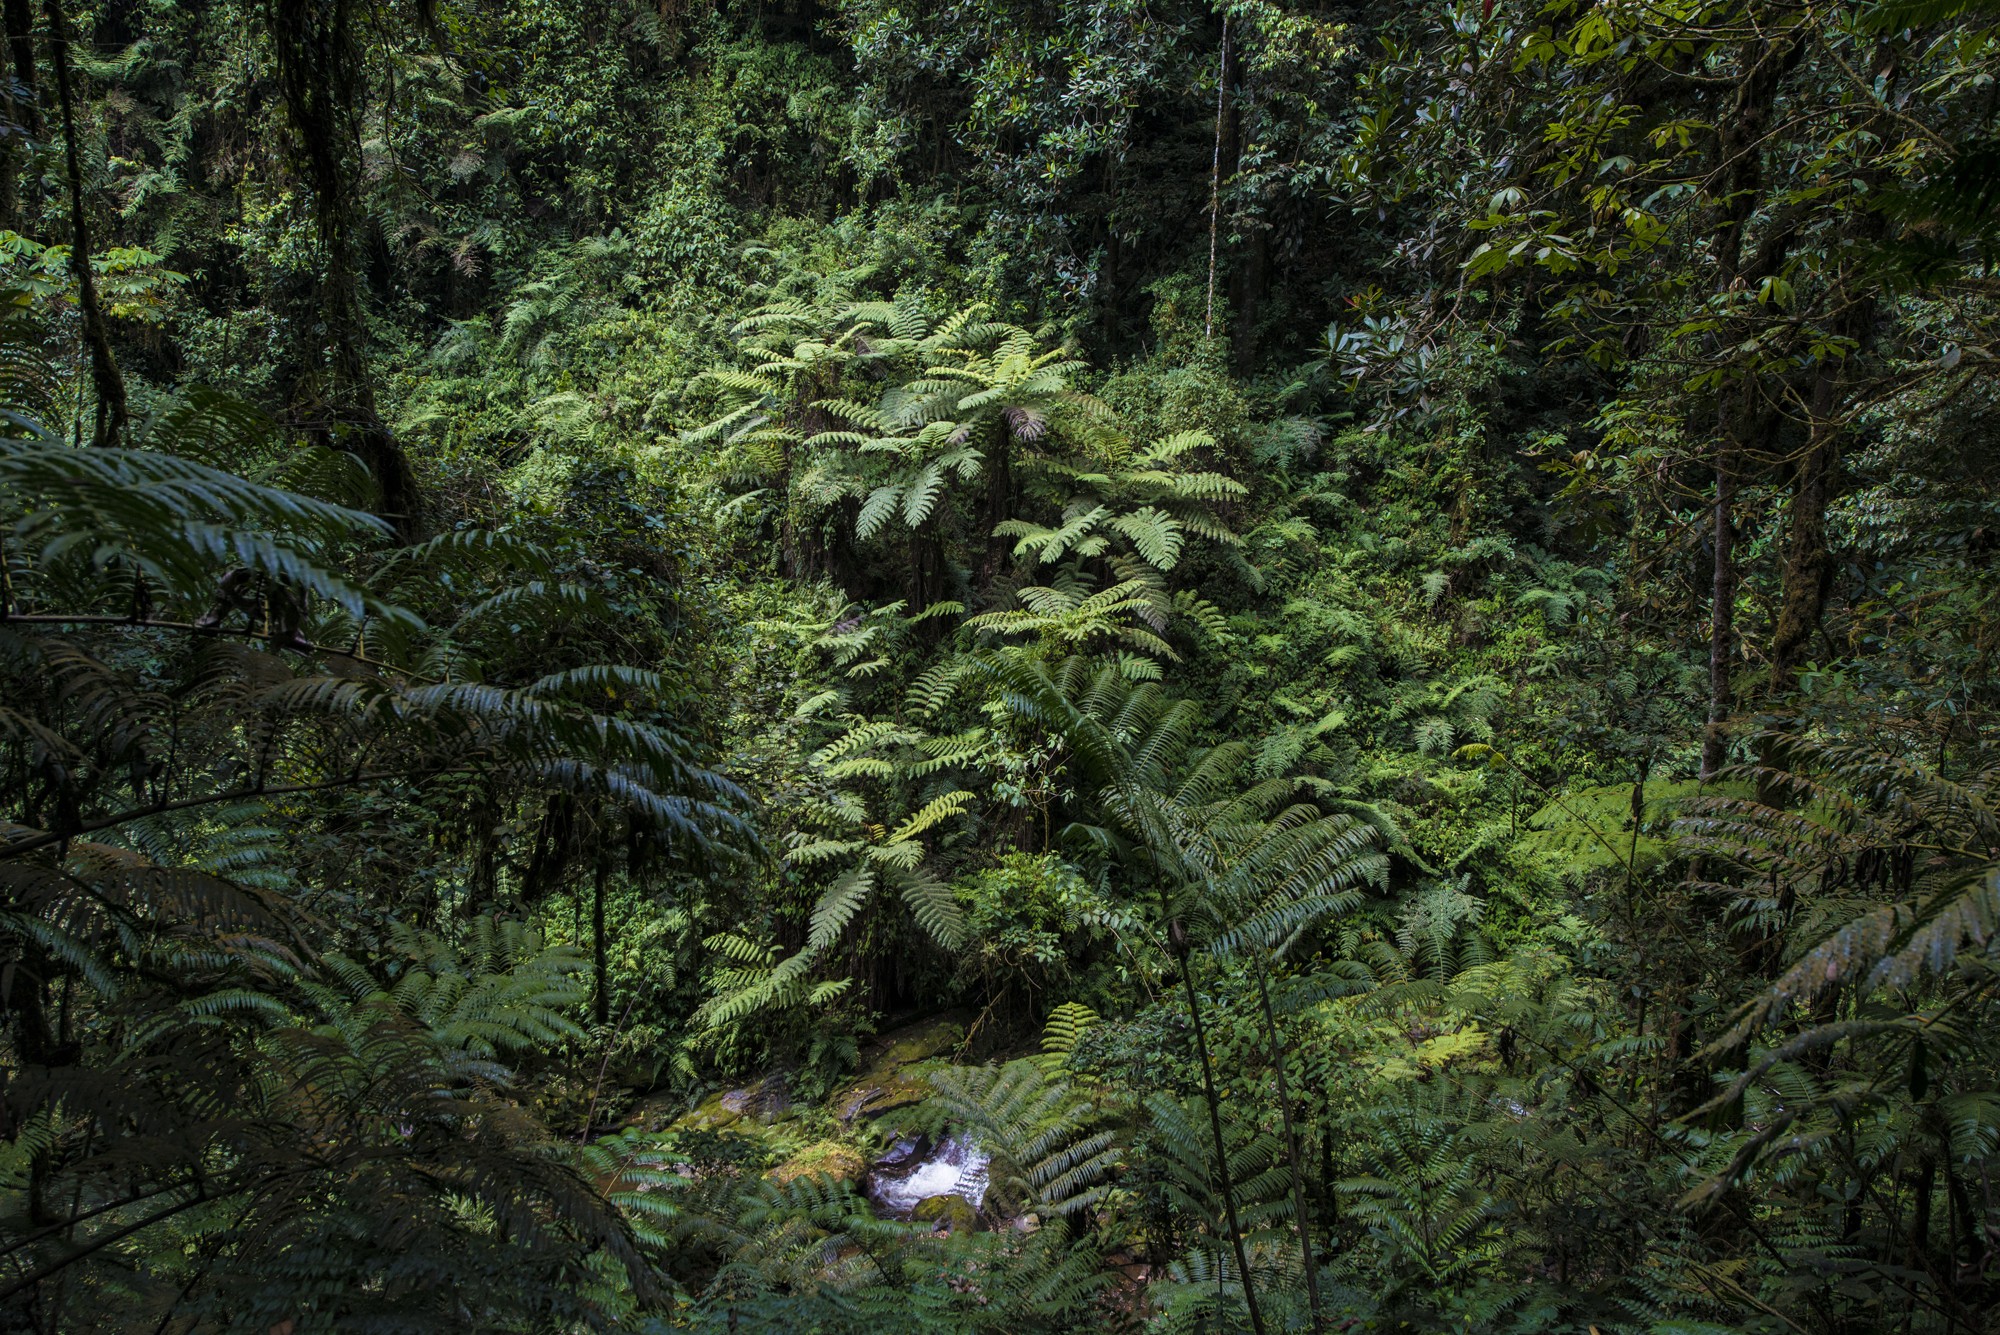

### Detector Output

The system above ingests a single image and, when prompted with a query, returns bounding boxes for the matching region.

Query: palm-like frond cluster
[11,0,2000,1327]
[1670,737,2000,1212]
[685,281,1244,654]
[0,299,747,1326]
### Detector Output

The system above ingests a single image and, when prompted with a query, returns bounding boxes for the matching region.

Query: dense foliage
[3,0,1998,1331]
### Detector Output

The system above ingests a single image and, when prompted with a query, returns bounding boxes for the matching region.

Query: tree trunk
[1765,423,1835,702]
[4,0,35,128]
[1764,40,1896,729]
[1203,16,1229,343]
[1701,453,1736,781]
[44,0,126,447]
[0,0,38,229]
[1770,288,1878,706]
[1698,40,1801,779]
[268,0,422,540]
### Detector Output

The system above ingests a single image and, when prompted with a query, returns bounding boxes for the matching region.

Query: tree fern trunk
[1945,1156,1979,1281]
[978,420,1012,596]
[1911,1154,1935,1275]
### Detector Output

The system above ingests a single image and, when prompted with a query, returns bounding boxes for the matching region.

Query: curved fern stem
[593,843,611,1026]
[1170,917,1266,1335]
[1254,963,1326,1335]
[0,1182,249,1303]
[0,769,462,861]
[0,613,426,677]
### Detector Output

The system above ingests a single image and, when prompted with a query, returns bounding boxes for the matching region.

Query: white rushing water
[865,1133,991,1217]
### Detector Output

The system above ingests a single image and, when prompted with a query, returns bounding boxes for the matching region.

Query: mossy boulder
[871,1014,966,1068]
[621,1090,685,1133]
[768,1141,867,1187]
[835,1071,933,1122]
[669,1074,796,1134]
[670,1088,743,1133]
[911,1194,980,1234]
[720,1073,794,1124]
[835,1012,970,1122]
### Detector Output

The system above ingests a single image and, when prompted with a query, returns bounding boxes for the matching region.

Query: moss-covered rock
[670,1088,744,1133]
[871,1014,967,1068]
[668,1074,797,1135]
[834,1012,970,1122]
[721,1073,794,1124]
[911,1194,980,1234]
[768,1141,867,1187]
[621,1090,685,1134]
[835,1071,933,1122]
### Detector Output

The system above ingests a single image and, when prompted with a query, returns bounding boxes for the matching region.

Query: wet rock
[912,1193,980,1234]
[869,1013,967,1068]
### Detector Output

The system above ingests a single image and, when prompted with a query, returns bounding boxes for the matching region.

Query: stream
[864,1132,991,1218]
